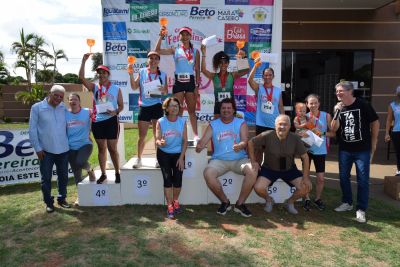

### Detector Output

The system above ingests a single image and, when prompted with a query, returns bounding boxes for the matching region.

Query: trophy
[159,17,168,38]
[251,50,261,67]
[86,38,95,53]
[127,55,136,74]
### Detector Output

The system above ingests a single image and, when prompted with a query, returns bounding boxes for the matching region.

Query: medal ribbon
[147,68,158,81]
[181,44,193,62]
[97,82,111,101]
[264,84,273,102]
[219,72,227,89]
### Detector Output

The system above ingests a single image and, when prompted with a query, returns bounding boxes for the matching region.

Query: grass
[1,124,400,266]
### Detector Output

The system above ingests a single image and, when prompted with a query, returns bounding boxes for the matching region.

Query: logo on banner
[110,80,128,87]
[103,7,129,17]
[224,24,248,41]
[127,40,150,58]
[159,9,189,17]
[251,7,269,22]
[176,0,200,4]
[246,95,257,112]
[109,64,128,71]
[103,22,127,40]
[225,0,249,4]
[217,8,244,21]
[234,95,246,112]
[130,4,158,22]
[249,24,272,42]
[249,42,271,54]
[189,6,216,20]
[127,28,150,34]
[105,41,127,56]
[233,78,247,95]
[167,28,205,46]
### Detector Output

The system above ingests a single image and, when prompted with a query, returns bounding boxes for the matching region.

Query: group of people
[28,25,387,224]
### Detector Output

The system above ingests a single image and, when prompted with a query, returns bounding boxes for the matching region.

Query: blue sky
[0,0,103,78]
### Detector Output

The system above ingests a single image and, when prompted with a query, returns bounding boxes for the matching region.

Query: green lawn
[0,124,400,266]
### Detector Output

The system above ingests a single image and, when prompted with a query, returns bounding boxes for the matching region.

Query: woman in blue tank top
[79,54,123,184]
[155,26,200,142]
[155,97,188,219]
[385,85,400,175]
[66,93,95,205]
[303,94,335,211]
[129,51,168,168]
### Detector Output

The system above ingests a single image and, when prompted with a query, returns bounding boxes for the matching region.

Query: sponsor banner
[246,95,257,112]
[234,78,248,95]
[127,40,151,58]
[103,22,127,40]
[249,24,272,42]
[102,0,278,126]
[130,3,159,22]
[244,112,256,126]
[0,130,73,185]
[234,95,246,112]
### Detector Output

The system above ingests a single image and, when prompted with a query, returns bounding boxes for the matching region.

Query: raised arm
[200,45,214,80]
[79,53,95,91]
[247,58,260,94]
[129,69,140,90]
[155,26,175,55]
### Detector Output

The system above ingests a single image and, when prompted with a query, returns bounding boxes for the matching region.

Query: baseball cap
[96,65,110,74]
[178,27,192,35]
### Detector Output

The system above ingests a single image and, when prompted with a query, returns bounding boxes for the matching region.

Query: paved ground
[141,137,400,208]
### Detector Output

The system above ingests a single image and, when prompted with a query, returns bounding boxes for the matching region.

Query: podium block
[121,158,165,205]
[207,172,295,204]
[179,147,209,204]
[77,170,122,206]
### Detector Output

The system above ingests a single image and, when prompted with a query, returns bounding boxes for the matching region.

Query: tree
[91,52,103,71]
[50,44,68,84]
[11,28,36,89]
[31,35,50,83]
[62,73,80,84]
[15,83,47,105]
[0,51,9,82]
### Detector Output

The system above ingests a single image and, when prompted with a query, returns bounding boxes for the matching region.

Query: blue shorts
[258,165,303,186]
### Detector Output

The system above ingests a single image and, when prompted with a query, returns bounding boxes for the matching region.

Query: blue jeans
[338,150,370,211]
[40,151,69,206]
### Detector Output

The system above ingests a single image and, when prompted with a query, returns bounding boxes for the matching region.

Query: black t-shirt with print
[337,98,378,152]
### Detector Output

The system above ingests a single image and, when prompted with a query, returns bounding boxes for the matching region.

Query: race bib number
[92,185,110,205]
[261,101,274,114]
[218,92,231,102]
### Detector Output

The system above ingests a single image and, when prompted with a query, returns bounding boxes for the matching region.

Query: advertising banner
[0,129,73,186]
[102,0,281,125]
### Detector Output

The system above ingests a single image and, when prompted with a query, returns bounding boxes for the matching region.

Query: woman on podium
[79,54,123,184]
[155,26,200,143]
[200,45,248,119]
[129,51,168,168]
[155,97,188,219]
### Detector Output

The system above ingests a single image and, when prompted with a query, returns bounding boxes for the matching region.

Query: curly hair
[212,51,230,71]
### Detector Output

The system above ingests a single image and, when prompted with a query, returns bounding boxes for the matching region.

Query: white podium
[77,170,122,206]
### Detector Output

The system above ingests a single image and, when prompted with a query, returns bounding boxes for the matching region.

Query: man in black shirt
[331,81,379,223]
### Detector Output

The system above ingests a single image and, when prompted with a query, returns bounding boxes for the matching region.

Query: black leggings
[392,131,400,170]
[156,148,183,188]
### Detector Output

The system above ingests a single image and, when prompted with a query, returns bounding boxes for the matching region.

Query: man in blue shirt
[29,85,70,213]
[196,98,258,217]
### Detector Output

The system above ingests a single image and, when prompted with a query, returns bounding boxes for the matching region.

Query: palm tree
[31,35,50,83]
[11,28,36,89]
[50,44,68,84]
[0,51,9,80]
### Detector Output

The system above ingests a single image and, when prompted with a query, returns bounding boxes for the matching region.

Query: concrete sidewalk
[141,137,400,208]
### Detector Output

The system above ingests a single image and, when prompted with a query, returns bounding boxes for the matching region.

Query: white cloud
[0,0,103,78]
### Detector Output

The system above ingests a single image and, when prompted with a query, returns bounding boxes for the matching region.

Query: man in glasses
[29,85,71,213]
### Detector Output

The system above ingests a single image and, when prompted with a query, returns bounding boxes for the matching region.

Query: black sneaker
[97,174,107,184]
[313,199,326,211]
[234,203,252,217]
[217,201,231,215]
[58,199,71,209]
[115,172,121,184]
[46,204,55,213]
[303,199,311,211]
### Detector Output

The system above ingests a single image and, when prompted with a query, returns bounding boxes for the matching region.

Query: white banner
[0,129,73,186]
[102,0,281,124]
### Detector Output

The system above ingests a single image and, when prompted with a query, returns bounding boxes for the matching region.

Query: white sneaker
[334,203,353,212]
[264,199,274,213]
[356,210,366,223]
[396,170,400,176]
[132,158,142,168]
[285,200,298,215]
[155,160,160,168]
